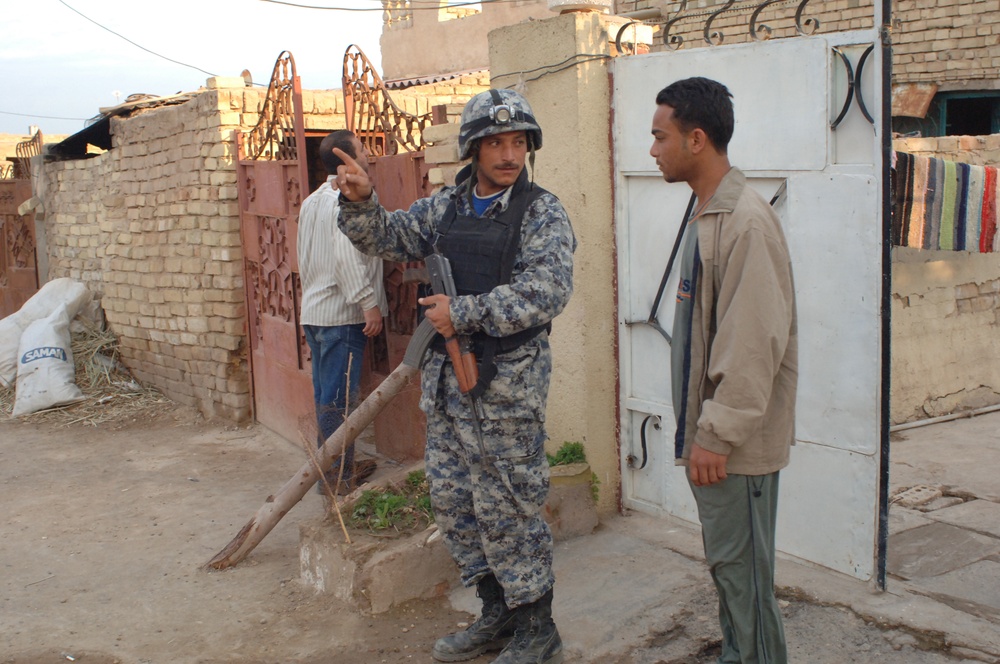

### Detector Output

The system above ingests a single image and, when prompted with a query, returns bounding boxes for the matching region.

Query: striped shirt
[297,176,387,326]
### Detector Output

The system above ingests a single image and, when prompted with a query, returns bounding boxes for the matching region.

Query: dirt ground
[0,406,477,664]
[0,406,978,664]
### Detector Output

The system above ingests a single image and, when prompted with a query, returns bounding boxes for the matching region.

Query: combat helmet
[458,89,542,161]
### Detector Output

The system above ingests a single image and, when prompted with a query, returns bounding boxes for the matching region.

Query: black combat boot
[432,574,517,662]
[491,588,563,664]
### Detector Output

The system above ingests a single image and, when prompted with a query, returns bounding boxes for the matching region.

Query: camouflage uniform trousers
[425,404,554,609]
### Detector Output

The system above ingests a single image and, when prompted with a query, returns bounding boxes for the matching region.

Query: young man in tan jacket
[651,77,798,664]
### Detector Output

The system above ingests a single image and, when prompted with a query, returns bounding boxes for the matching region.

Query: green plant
[590,471,601,504]
[547,441,586,466]
[348,470,434,532]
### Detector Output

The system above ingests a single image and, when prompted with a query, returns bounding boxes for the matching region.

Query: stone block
[913,559,1000,619]
[300,521,458,614]
[421,123,460,145]
[213,302,244,318]
[955,282,980,299]
[215,334,243,351]
[887,521,1000,579]
[220,391,251,409]
[206,76,248,90]
[924,491,1000,533]
[544,463,599,541]
[425,143,461,166]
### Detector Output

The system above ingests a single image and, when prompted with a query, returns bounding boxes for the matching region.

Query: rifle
[424,254,479,393]
[424,253,494,464]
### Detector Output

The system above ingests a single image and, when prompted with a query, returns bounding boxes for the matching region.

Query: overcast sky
[0,0,386,137]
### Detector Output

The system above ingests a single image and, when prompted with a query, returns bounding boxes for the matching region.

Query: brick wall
[894,134,1000,166]
[890,135,1000,422]
[892,0,1000,90]
[613,0,1000,90]
[39,85,347,421]
[38,75,487,423]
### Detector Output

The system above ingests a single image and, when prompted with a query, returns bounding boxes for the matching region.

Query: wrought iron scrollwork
[831,45,875,130]
[6,215,35,268]
[644,0,825,51]
[854,44,876,125]
[245,51,299,161]
[749,0,784,41]
[342,44,432,157]
[255,216,294,323]
[704,0,736,46]
[663,0,690,50]
[13,130,42,180]
[615,21,640,55]
[830,48,855,129]
[795,0,820,36]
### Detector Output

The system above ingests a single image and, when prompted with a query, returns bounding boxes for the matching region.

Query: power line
[57,0,218,78]
[0,110,88,121]
[259,0,523,10]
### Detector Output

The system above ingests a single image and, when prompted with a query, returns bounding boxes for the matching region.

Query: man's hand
[417,294,456,338]
[688,444,729,487]
[362,307,383,337]
[333,147,373,201]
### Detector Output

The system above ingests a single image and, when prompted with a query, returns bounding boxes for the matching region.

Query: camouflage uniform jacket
[338,176,576,422]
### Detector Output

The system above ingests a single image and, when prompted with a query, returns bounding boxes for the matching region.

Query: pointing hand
[333,147,373,201]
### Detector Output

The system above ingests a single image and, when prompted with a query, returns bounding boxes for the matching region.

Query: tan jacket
[678,168,798,475]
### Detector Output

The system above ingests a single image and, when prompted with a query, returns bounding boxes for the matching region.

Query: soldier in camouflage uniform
[334,89,575,664]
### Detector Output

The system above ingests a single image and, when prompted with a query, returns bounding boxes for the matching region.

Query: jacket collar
[703,167,745,215]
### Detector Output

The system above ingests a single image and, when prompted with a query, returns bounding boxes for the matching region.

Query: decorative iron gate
[614,1,892,583]
[236,45,437,455]
[0,130,42,317]
[236,52,313,438]
[343,45,435,461]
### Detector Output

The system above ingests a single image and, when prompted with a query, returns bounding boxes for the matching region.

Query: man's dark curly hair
[319,130,358,175]
[655,77,734,153]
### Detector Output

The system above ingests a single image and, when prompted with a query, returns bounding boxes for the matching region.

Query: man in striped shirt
[298,130,388,494]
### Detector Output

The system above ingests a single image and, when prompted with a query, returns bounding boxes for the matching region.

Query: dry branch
[206,319,436,570]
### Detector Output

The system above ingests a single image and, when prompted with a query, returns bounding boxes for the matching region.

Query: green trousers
[689,472,787,664]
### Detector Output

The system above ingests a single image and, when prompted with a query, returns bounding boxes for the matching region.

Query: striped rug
[893,151,999,252]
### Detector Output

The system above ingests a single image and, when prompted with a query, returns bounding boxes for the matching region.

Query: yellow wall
[490,12,624,514]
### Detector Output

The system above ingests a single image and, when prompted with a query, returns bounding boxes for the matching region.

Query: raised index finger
[332,147,362,172]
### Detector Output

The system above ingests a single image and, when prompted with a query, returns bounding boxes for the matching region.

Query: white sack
[12,303,85,417]
[0,278,91,387]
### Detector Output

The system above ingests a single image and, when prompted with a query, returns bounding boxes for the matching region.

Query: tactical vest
[429,168,551,397]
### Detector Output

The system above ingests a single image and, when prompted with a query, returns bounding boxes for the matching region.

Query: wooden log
[206,363,419,570]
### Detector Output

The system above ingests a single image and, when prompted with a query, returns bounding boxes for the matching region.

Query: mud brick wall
[891,0,1000,90]
[37,75,485,423]
[890,135,1000,423]
[40,85,347,421]
[614,0,1000,90]
[894,134,1000,166]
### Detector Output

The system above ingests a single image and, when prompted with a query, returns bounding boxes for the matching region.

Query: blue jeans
[303,323,367,482]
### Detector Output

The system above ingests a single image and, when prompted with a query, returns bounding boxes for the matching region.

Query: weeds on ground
[547,441,586,466]
[348,470,434,533]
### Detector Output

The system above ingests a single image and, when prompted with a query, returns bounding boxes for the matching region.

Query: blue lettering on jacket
[21,347,68,363]
[675,278,692,303]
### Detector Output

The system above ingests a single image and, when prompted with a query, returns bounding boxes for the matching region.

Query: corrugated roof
[384,69,488,91]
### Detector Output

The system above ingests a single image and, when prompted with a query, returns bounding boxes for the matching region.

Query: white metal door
[613,29,887,580]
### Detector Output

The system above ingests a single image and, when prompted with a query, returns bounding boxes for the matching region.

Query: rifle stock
[425,253,479,393]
